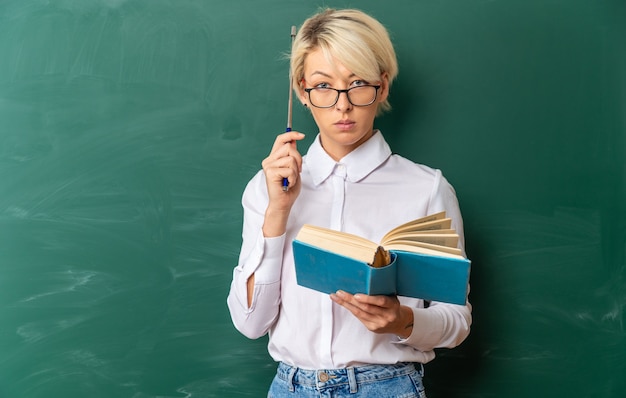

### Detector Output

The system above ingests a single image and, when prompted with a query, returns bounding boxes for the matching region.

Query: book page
[384,239,463,257]
[383,242,465,259]
[384,233,459,248]
[296,225,379,263]
[380,212,449,243]
[382,218,452,240]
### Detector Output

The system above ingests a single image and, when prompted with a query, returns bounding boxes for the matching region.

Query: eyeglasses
[303,85,381,108]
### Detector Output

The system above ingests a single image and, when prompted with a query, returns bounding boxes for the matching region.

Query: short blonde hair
[290,8,398,114]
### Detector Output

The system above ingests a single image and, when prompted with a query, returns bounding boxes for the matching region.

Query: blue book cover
[293,239,470,305]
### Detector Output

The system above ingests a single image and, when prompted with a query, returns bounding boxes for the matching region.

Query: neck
[320,129,376,161]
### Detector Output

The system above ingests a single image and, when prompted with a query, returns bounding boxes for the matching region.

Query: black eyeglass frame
[303,85,381,108]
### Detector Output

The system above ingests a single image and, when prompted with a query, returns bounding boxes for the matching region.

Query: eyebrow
[309,71,357,79]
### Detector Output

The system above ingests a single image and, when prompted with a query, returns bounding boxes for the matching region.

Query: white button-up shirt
[227,131,471,369]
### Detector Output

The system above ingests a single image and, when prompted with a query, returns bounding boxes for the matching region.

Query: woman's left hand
[330,291,414,338]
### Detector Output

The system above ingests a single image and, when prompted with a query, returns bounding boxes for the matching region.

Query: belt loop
[347,367,357,393]
[417,362,424,377]
[287,365,297,392]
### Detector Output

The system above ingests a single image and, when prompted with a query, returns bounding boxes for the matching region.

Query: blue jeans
[268,362,427,397]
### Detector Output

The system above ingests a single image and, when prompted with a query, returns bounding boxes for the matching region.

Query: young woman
[227,8,471,397]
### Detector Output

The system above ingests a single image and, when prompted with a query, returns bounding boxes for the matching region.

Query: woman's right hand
[260,131,305,236]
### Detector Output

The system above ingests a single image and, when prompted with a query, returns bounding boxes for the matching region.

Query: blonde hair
[290,8,398,114]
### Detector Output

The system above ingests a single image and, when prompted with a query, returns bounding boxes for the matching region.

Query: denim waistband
[276,362,423,393]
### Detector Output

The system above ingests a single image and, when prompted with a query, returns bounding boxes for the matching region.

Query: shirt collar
[305,130,392,186]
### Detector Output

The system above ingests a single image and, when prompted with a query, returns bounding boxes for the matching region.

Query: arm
[331,171,472,350]
[329,291,471,350]
[403,172,472,350]
[226,132,305,339]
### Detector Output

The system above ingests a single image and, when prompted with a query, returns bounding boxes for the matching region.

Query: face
[299,47,389,161]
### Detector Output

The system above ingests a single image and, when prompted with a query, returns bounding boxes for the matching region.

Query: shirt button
[318,372,330,382]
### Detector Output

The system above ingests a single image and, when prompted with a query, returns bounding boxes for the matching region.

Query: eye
[314,82,331,89]
[351,80,369,87]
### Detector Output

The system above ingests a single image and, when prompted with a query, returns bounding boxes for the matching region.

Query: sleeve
[226,171,286,339]
[397,170,472,351]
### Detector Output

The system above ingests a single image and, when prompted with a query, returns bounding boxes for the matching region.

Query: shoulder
[241,169,269,209]
[244,169,266,189]
[387,153,445,182]
[383,154,459,204]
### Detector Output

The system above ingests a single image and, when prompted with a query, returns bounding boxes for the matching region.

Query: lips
[334,120,355,131]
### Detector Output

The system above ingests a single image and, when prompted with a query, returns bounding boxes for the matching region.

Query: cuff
[251,233,286,285]
[394,307,443,348]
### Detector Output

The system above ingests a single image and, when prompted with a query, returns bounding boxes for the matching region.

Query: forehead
[304,47,354,79]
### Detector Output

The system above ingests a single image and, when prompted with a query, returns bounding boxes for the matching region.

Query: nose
[335,90,352,111]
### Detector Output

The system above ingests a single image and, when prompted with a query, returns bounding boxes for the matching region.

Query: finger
[270,131,305,153]
[332,295,369,319]
[264,163,301,194]
[268,142,303,168]
[274,141,303,174]
[332,291,376,317]
[337,293,400,325]
[354,293,397,309]
[263,153,300,179]
[265,141,303,176]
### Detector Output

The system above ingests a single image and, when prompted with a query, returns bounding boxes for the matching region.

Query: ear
[296,78,308,106]
[378,72,390,103]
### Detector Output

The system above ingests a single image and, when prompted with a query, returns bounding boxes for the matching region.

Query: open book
[292,212,471,305]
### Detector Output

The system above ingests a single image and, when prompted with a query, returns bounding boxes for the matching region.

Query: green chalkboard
[1,0,624,397]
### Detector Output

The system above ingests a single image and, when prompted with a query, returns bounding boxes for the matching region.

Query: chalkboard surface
[1,0,624,397]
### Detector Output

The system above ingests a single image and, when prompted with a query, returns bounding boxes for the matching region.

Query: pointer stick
[282,25,297,192]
